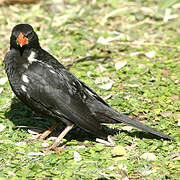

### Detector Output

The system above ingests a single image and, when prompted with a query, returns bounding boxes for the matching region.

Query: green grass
[0,0,180,179]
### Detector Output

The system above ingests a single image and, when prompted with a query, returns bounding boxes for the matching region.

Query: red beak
[16,32,28,47]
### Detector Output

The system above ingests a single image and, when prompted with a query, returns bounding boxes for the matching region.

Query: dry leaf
[163,8,178,22]
[138,64,147,69]
[7,171,16,176]
[162,69,171,76]
[150,77,155,82]
[42,142,49,147]
[73,151,82,162]
[178,121,180,127]
[142,170,157,175]
[140,152,156,161]
[171,76,177,80]
[121,126,133,131]
[0,77,8,85]
[28,128,42,135]
[130,76,138,81]
[160,112,172,117]
[28,152,45,156]
[103,94,112,100]
[124,95,131,100]
[111,145,126,156]
[95,77,110,84]
[100,82,113,90]
[145,51,155,58]
[87,71,92,78]
[0,124,6,132]
[48,137,57,141]
[130,52,140,57]
[95,64,107,72]
[0,87,4,94]
[127,84,139,87]
[170,153,180,161]
[15,142,26,146]
[97,37,108,45]
[171,94,179,100]
[97,35,126,45]
[115,61,127,70]
[173,114,180,119]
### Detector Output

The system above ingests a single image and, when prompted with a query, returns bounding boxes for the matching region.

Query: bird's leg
[47,124,74,150]
[37,121,62,140]
[96,135,115,146]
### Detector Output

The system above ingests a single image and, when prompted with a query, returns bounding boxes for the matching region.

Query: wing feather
[25,60,106,137]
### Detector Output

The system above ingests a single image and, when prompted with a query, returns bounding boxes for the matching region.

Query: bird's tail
[98,106,175,141]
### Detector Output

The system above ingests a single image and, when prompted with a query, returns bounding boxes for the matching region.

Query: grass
[0,0,180,179]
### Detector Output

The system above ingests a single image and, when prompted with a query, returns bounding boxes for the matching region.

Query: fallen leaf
[138,64,147,69]
[0,77,8,85]
[162,69,171,76]
[73,145,86,149]
[0,124,6,132]
[124,95,131,100]
[121,126,133,132]
[145,51,155,58]
[140,152,156,161]
[73,151,82,162]
[42,142,49,147]
[100,82,114,90]
[0,87,4,94]
[28,128,42,135]
[48,137,57,141]
[150,77,155,82]
[171,76,177,80]
[127,84,139,87]
[101,8,128,25]
[95,64,107,72]
[178,121,180,127]
[170,153,180,161]
[159,112,172,117]
[163,8,178,22]
[97,35,126,45]
[15,142,26,146]
[8,171,16,176]
[103,94,112,100]
[28,152,45,156]
[142,170,157,175]
[130,76,138,81]
[97,37,108,45]
[87,71,92,78]
[115,61,127,70]
[111,145,126,156]
[171,94,179,100]
[129,52,140,57]
[95,76,110,84]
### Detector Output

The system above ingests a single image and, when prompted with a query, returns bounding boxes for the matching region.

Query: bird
[4,24,175,149]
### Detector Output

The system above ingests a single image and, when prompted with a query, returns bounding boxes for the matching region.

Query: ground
[0,0,180,179]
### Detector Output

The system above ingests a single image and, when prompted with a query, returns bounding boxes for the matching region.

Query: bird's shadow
[4,97,160,144]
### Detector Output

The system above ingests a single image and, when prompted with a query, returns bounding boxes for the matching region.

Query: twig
[116,42,180,49]
[65,56,111,68]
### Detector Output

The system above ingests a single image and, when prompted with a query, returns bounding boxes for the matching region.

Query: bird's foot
[96,136,115,146]
[43,143,66,151]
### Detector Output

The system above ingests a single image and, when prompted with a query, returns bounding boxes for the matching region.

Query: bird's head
[10,24,40,51]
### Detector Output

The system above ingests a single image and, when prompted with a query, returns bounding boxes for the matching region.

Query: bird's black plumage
[4,24,175,147]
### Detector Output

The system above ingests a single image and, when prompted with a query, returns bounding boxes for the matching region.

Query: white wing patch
[21,74,29,83]
[28,51,37,64]
[21,85,27,92]
[49,69,56,74]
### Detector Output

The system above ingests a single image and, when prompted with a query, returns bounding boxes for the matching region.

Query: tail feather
[100,107,175,141]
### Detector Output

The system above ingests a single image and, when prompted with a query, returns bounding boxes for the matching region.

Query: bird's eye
[27,31,33,39]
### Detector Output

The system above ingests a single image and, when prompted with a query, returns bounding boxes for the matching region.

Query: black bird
[4,24,174,149]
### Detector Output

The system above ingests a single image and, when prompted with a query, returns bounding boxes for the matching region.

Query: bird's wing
[24,59,106,137]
